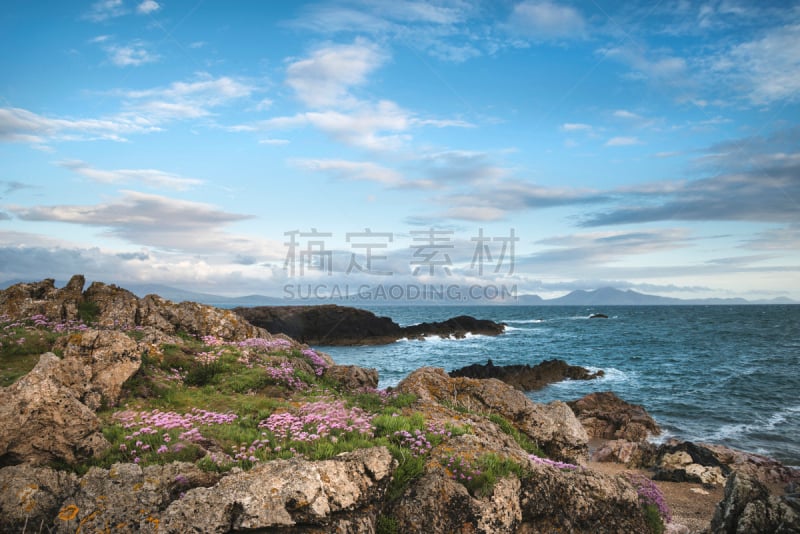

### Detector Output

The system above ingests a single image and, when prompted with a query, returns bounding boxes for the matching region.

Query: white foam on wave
[547,367,631,390]
[708,404,800,441]
[503,319,545,324]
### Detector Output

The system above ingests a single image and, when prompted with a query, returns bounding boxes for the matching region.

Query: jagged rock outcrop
[0,276,271,342]
[388,433,650,533]
[54,329,140,409]
[700,442,800,486]
[0,329,142,465]
[655,440,800,488]
[0,276,85,322]
[161,447,394,532]
[0,464,79,533]
[234,305,505,345]
[450,358,604,391]
[52,462,220,533]
[708,472,800,533]
[397,367,589,463]
[0,352,109,466]
[568,391,661,442]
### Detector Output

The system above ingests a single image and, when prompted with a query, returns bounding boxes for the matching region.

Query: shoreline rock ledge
[450,358,604,391]
[235,304,505,345]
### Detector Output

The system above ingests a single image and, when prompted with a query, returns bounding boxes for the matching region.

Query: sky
[1,0,799,301]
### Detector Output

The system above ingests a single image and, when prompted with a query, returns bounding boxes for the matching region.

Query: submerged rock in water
[449,358,604,391]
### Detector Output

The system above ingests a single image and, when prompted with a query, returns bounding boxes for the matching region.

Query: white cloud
[605,136,641,146]
[0,106,159,144]
[711,23,800,104]
[84,0,127,22]
[508,1,587,40]
[286,39,386,108]
[293,159,405,186]
[260,100,412,151]
[0,75,254,146]
[107,42,159,67]
[602,46,687,82]
[613,110,641,120]
[136,0,161,15]
[561,122,592,132]
[57,160,203,191]
[10,191,262,255]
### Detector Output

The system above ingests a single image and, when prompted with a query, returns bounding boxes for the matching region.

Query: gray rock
[52,462,218,534]
[325,364,379,391]
[161,447,394,532]
[0,353,108,465]
[397,367,589,463]
[709,471,800,533]
[0,464,78,533]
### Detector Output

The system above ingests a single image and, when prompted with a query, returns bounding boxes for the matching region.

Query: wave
[545,367,632,390]
[707,404,800,442]
[503,319,545,324]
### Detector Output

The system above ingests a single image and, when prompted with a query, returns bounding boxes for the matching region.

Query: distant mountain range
[0,278,796,306]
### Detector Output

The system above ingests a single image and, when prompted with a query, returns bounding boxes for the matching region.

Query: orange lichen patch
[146,515,160,532]
[133,482,143,491]
[58,504,80,521]
[67,332,84,345]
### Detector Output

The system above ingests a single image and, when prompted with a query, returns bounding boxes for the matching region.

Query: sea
[317,305,800,467]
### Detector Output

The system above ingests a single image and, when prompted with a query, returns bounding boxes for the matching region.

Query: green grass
[376,515,400,534]
[77,301,100,324]
[488,413,546,457]
[643,504,665,534]
[0,325,63,386]
[444,452,529,498]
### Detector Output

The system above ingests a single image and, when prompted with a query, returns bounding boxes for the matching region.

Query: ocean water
[318,305,800,467]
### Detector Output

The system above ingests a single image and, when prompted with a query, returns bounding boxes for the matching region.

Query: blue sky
[1,0,799,300]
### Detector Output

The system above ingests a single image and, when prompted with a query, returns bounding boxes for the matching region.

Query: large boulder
[161,447,394,532]
[54,329,140,409]
[568,391,661,442]
[709,471,800,533]
[388,433,651,534]
[0,464,78,533]
[0,329,141,465]
[0,353,108,466]
[52,462,219,534]
[397,367,588,463]
[450,358,604,391]
[324,365,379,391]
[0,275,85,322]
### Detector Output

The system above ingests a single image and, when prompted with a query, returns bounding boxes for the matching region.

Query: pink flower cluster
[196,350,223,365]
[112,408,238,465]
[258,401,374,442]
[265,361,307,390]
[301,348,329,376]
[529,454,579,470]
[445,455,480,482]
[393,422,450,457]
[625,472,672,523]
[1,314,89,335]
[237,337,292,350]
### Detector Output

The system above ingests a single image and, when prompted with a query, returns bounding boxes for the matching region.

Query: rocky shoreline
[234,304,505,345]
[0,276,797,533]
